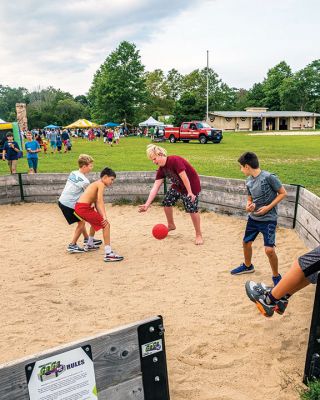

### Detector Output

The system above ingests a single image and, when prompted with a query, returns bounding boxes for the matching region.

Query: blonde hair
[146,144,167,159]
[78,154,94,167]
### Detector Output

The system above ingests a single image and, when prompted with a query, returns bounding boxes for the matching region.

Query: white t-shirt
[59,170,90,209]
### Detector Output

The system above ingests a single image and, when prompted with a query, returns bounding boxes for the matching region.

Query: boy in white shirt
[58,154,102,253]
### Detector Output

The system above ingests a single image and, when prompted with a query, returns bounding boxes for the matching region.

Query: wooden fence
[0,172,319,245]
[0,316,170,400]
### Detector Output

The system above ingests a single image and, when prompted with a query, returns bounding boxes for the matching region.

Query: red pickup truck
[164,121,223,144]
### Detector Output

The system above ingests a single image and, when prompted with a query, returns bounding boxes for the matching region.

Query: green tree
[246,83,265,107]
[173,93,206,126]
[88,41,147,124]
[0,85,28,121]
[164,69,183,100]
[262,61,292,110]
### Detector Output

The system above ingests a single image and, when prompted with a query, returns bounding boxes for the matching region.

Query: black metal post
[290,184,304,229]
[18,172,25,202]
[163,178,167,194]
[304,274,320,384]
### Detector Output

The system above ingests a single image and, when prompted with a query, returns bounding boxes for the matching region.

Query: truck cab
[165,121,223,144]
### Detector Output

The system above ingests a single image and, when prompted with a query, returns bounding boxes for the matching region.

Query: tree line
[1,41,319,128]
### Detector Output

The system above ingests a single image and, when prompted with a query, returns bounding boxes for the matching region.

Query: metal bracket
[138,315,170,400]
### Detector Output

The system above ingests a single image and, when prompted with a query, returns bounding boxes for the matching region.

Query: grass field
[1,133,320,195]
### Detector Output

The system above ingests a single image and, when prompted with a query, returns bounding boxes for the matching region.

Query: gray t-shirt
[246,170,282,221]
[59,170,90,209]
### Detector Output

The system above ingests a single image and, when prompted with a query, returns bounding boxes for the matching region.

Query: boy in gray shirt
[231,152,287,286]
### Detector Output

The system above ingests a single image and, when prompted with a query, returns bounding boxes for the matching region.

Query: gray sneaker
[67,243,85,253]
[245,281,288,315]
[84,243,99,252]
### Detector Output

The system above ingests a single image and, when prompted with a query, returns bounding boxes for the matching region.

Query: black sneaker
[67,243,85,253]
[84,238,102,246]
[84,243,99,252]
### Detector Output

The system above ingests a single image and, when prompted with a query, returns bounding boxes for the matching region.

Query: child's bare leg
[102,222,111,246]
[164,207,176,231]
[71,221,85,244]
[190,212,203,245]
[271,259,310,299]
[243,241,253,266]
[265,246,279,276]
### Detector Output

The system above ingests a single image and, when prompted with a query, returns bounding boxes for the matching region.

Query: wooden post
[18,173,25,202]
[304,274,320,384]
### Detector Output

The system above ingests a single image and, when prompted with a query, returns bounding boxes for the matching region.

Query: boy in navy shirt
[2,132,20,174]
[25,131,41,173]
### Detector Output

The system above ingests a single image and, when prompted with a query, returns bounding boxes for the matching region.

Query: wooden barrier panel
[0,316,170,400]
[296,188,320,248]
[199,176,297,228]
[0,173,299,229]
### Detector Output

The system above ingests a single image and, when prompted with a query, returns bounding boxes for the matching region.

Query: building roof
[210,111,320,118]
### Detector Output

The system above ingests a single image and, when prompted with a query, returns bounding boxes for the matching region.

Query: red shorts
[74,203,104,231]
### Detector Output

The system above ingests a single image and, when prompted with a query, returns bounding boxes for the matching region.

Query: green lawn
[1,133,320,195]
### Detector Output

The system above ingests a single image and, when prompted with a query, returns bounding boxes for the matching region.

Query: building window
[225,117,232,122]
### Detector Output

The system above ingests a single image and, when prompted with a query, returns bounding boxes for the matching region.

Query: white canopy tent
[138,116,163,127]
[0,118,7,123]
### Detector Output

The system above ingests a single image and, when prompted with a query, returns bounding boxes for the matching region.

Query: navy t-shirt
[155,155,201,195]
[4,141,19,160]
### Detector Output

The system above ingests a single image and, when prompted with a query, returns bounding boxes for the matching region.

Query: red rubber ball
[152,224,169,240]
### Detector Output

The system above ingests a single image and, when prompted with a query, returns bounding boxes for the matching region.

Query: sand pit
[0,203,315,399]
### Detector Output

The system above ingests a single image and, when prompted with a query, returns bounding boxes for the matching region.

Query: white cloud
[0,0,319,95]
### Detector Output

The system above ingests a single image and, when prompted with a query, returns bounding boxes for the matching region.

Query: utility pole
[206,50,209,121]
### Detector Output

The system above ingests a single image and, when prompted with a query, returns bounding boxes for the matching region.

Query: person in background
[25,131,41,173]
[2,132,20,174]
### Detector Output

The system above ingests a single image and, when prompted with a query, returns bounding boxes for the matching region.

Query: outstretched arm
[138,179,164,212]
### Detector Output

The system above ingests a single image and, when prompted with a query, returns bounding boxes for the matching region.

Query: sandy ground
[0,203,315,399]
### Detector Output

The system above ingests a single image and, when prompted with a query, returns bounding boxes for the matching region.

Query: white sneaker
[104,251,124,262]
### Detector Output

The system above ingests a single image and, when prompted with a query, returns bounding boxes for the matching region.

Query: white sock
[88,236,94,246]
[105,245,112,254]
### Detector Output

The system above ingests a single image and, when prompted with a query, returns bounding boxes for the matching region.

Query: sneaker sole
[84,247,99,252]
[104,258,124,262]
[67,249,85,253]
[255,302,274,317]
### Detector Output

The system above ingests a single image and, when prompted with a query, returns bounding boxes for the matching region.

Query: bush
[300,380,320,400]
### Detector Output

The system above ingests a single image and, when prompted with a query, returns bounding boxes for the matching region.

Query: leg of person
[182,193,203,245]
[245,246,320,317]
[261,220,281,285]
[11,159,17,174]
[70,220,86,251]
[103,222,123,262]
[84,225,102,247]
[162,188,180,231]
[27,158,35,174]
[7,160,13,174]
[33,158,38,173]
[231,218,258,274]
[58,202,86,253]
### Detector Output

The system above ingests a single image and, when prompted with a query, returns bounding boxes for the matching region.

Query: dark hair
[238,152,259,168]
[100,167,116,178]
[6,132,13,138]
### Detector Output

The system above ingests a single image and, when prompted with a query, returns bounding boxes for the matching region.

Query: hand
[187,192,196,202]
[102,218,109,228]
[254,206,270,216]
[246,202,256,212]
[138,204,149,213]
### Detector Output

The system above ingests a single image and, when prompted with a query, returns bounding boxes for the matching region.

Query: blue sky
[0,0,319,96]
